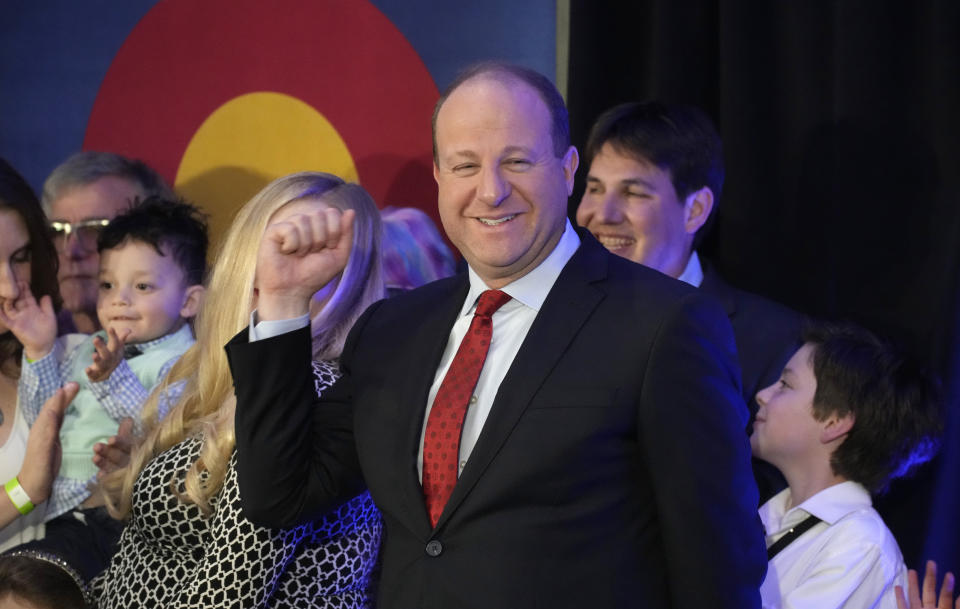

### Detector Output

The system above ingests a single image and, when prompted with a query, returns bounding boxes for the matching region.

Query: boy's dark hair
[804,322,943,494]
[583,101,724,250]
[98,196,208,285]
[0,553,88,609]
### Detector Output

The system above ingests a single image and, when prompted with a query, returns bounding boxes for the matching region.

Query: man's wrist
[256,293,311,321]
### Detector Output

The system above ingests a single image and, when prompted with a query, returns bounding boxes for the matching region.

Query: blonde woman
[93,172,385,608]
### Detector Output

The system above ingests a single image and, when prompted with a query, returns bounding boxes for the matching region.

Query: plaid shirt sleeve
[18,340,66,426]
[45,474,93,522]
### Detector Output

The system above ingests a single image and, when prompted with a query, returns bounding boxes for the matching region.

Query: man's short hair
[41,151,175,213]
[97,196,209,286]
[584,102,724,248]
[804,322,943,494]
[431,61,570,163]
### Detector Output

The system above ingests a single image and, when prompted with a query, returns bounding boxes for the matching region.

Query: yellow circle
[175,92,358,249]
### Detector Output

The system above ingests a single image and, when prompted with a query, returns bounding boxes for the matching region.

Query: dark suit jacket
[229,232,766,609]
[699,263,803,416]
[700,263,804,502]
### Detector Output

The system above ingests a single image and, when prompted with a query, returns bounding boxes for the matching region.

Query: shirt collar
[795,480,873,524]
[462,220,581,316]
[762,481,873,530]
[676,251,704,287]
[128,323,193,351]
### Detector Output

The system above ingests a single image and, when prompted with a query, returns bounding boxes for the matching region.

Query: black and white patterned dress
[92,360,382,608]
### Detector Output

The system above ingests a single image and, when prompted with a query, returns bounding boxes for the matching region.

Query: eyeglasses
[49,218,111,251]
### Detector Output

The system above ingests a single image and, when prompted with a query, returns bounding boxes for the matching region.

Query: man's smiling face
[433,74,577,289]
[576,143,693,278]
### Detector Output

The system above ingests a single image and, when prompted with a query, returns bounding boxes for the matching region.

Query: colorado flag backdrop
[1,0,557,243]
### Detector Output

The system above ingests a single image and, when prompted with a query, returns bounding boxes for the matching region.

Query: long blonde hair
[103,172,384,517]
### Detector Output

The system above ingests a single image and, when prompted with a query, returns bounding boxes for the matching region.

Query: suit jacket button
[425,539,443,557]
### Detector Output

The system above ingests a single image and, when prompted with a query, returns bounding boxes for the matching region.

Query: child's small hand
[86,327,132,383]
[0,281,57,360]
[93,417,135,480]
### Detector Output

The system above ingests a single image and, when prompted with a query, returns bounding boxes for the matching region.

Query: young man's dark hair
[98,196,208,286]
[803,322,943,494]
[583,101,724,248]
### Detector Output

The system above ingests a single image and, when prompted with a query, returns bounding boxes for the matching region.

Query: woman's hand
[18,383,80,503]
[93,417,135,479]
[255,207,355,321]
[897,561,959,609]
[0,281,57,360]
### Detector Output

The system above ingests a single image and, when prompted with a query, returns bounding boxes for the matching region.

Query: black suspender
[767,514,823,560]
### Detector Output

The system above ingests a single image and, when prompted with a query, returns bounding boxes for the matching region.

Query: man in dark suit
[230,64,766,608]
[575,102,803,500]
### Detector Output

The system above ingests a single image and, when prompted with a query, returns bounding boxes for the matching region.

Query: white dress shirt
[676,250,704,287]
[759,481,907,609]
[416,221,580,480]
[250,312,310,342]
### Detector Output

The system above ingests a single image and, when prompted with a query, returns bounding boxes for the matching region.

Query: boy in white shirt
[752,322,942,609]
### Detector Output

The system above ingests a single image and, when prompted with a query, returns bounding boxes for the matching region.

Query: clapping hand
[18,383,80,504]
[93,417,135,480]
[86,327,132,382]
[897,561,959,609]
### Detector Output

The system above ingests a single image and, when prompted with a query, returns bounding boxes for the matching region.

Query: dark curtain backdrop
[567,0,960,572]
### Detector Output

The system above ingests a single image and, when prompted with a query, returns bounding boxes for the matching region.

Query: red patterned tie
[422,289,512,527]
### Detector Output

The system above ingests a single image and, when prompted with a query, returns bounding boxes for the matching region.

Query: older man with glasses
[41,152,174,334]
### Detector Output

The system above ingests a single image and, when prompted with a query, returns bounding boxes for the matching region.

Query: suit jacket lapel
[436,233,609,528]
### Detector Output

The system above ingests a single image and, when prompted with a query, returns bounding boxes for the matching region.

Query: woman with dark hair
[0,158,63,551]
